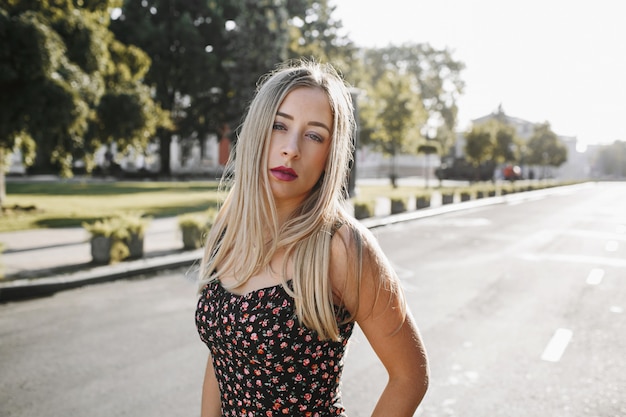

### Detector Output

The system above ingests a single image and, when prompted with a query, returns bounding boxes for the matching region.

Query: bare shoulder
[329,220,396,313]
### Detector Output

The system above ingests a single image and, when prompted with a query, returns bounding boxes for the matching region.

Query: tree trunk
[159,133,172,177]
[0,148,6,206]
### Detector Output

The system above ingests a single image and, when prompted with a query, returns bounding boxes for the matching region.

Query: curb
[0,250,202,302]
[0,182,593,302]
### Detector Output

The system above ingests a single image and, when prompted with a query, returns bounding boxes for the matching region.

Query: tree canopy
[0,0,168,202]
[357,44,465,158]
[526,123,568,169]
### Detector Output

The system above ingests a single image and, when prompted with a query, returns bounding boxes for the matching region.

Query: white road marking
[518,253,626,268]
[586,268,605,285]
[610,306,623,314]
[605,240,619,252]
[541,328,573,362]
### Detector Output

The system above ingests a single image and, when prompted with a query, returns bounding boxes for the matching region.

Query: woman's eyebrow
[276,112,331,134]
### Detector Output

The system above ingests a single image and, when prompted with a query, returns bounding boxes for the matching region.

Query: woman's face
[267,87,333,209]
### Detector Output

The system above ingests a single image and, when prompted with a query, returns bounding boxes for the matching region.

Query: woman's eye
[272,122,285,130]
[307,133,323,143]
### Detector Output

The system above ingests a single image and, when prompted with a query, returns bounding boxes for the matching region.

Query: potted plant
[390,197,408,214]
[83,213,150,264]
[178,208,217,250]
[118,213,151,259]
[83,218,117,264]
[353,201,374,220]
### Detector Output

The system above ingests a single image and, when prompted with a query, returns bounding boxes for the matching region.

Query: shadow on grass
[7,181,221,196]
[34,201,219,229]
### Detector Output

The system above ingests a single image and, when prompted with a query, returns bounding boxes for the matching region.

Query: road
[1,182,625,417]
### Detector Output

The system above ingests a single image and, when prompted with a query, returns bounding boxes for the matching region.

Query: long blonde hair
[199,60,358,340]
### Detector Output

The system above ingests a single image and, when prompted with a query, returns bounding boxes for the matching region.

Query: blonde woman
[195,60,429,416]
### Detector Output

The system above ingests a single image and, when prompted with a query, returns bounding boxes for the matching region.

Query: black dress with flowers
[196,279,354,417]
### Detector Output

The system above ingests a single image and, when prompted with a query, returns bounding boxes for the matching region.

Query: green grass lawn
[1,180,226,232]
[2,179,429,232]
[1,177,563,232]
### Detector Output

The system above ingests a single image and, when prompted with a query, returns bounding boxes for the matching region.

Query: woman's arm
[201,355,222,417]
[331,224,429,416]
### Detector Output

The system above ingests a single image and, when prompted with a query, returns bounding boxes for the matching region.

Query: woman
[196,60,429,416]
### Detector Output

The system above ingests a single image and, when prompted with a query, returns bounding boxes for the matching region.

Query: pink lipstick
[270,166,298,181]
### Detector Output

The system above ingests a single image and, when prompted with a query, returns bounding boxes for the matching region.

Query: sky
[332,0,625,148]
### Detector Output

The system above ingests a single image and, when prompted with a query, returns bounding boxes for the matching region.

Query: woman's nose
[281,134,300,158]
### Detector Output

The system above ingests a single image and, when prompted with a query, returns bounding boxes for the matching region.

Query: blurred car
[502,164,522,181]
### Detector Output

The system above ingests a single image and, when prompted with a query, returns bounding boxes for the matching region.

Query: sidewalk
[0,182,593,302]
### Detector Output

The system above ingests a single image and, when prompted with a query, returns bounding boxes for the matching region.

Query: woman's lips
[270,166,298,181]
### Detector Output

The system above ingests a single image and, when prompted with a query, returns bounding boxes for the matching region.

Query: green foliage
[464,119,522,177]
[285,0,357,72]
[357,44,466,158]
[526,123,568,168]
[464,125,493,166]
[0,1,169,185]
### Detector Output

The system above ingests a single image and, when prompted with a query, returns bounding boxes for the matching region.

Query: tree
[110,0,238,176]
[0,0,167,204]
[113,0,350,175]
[359,44,465,160]
[359,70,426,187]
[464,124,494,181]
[285,0,357,72]
[526,123,567,178]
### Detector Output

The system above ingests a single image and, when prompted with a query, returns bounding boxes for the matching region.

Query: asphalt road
[1,182,625,417]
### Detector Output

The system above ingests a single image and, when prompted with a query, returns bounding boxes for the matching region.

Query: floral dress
[196,279,355,417]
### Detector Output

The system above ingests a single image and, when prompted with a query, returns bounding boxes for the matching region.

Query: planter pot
[460,192,471,202]
[476,191,485,199]
[91,236,112,264]
[182,226,205,250]
[442,193,454,205]
[128,234,144,258]
[416,196,431,209]
[390,199,407,214]
[353,203,373,220]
